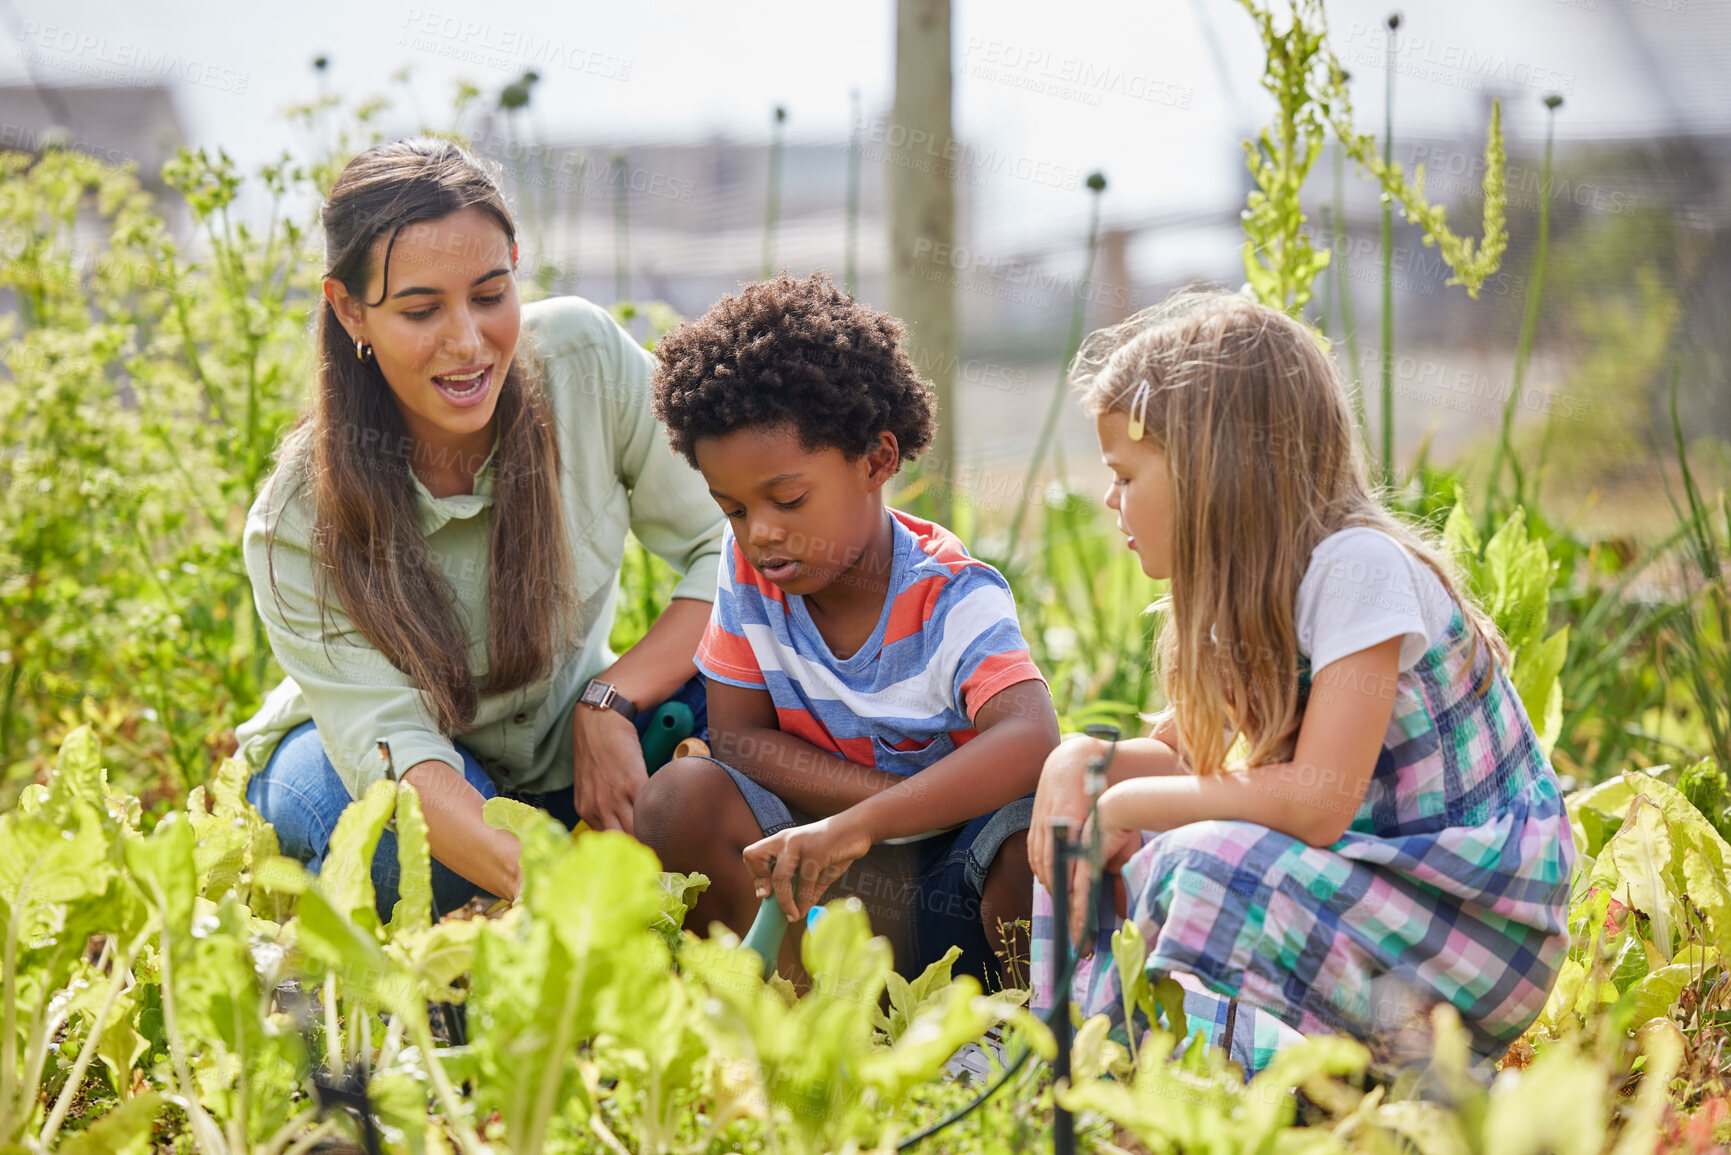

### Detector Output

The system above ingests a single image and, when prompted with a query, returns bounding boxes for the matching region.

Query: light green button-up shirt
[233,296,725,800]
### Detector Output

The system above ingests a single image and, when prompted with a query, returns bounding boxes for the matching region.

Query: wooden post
[888,0,957,526]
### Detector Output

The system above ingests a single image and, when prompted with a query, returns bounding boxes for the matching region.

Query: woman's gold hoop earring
[355,336,373,363]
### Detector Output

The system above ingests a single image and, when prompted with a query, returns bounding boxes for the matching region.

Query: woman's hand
[399,759,523,902]
[1028,736,1107,897]
[742,811,873,922]
[572,703,650,835]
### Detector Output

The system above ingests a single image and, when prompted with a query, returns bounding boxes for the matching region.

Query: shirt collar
[411,436,500,536]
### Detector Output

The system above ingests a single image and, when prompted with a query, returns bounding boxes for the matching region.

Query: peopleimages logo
[1343,23,1576,96]
[911,238,1143,312]
[18,23,250,93]
[856,117,1080,191]
[962,37,1194,110]
[399,10,632,79]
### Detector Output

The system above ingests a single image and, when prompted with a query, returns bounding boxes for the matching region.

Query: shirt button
[514,713,528,724]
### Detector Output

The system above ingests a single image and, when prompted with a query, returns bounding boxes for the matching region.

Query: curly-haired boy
[637,271,1059,986]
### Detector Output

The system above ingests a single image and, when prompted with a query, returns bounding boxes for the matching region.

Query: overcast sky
[4,0,1727,258]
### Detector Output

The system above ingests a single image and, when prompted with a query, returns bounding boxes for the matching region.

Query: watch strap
[581,679,639,721]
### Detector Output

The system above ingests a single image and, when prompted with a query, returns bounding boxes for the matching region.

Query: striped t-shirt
[696,508,1046,777]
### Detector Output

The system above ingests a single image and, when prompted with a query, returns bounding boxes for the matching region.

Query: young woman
[236,138,724,920]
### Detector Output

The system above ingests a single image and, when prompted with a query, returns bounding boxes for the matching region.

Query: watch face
[582,681,610,708]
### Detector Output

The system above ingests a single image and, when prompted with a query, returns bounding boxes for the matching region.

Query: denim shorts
[246,674,708,924]
[707,756,1034,986]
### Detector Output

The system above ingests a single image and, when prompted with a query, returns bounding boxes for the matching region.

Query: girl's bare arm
[1093,637,1399,848]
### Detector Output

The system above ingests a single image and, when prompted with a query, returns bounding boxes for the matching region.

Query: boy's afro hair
[650,270,936,467]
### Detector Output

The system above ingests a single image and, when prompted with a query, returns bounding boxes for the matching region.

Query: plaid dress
[1030,607,1575,1074]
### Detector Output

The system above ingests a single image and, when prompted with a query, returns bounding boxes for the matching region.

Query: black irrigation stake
[895,917,1087,1152]
[1051,816,1077,1155]
[898,726,1122,1152]
[277,978,382,1155]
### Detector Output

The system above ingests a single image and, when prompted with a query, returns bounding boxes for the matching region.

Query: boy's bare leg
[981,830,1034,989]
[638,758,914,991]
[634,756,762,938]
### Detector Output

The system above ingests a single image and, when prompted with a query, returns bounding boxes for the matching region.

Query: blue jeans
[246,675,708,923]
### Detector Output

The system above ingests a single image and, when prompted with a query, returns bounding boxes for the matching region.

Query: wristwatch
[578,678,639,721]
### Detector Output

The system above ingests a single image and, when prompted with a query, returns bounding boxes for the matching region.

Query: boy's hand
[743,812,873,921]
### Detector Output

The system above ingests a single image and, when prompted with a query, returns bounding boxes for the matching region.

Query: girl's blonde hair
[1072,288,1507,778]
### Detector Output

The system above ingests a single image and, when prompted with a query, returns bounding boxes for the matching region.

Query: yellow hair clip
[1126,377,1152,441]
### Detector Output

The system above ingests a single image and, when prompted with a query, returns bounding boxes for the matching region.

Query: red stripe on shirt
[881,574,947,647]
[957,651,1047,719]
[897,509,981,575]
[772,707,877,770]
[774,705,836,755]
[697,625,767,685]
[835,733,876,769]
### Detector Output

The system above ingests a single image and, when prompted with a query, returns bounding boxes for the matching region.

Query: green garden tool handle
[742,895,790,980]
[639,700,695,773]
[741,871,829,980]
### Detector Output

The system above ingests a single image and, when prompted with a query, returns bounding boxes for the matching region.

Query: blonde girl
[1026,289,1574,1075]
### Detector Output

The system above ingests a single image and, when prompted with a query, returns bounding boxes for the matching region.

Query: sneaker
[941,1024,1009,1085]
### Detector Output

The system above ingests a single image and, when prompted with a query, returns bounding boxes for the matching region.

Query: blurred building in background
[0,82,188,317]
[0,81,185,197]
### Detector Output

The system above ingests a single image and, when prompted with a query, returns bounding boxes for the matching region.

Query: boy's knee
[635,757,737,853]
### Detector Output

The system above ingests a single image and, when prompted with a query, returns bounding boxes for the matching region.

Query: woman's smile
[430,362,495,408]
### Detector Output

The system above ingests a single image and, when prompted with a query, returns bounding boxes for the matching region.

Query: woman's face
[326,205,521,463]
[1096,408,1174,581]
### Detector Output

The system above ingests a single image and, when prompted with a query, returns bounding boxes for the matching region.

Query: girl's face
[1097,409,1173,580]
[325,206,521,462]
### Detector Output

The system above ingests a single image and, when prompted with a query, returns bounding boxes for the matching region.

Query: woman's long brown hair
[1073,289,1508,778]
[267,138,576,736]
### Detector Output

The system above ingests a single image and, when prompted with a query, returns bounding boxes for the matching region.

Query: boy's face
[1097,409,1173,581]
[694,424,897,597]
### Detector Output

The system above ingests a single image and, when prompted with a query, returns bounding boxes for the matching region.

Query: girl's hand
[743,812,873,922]
[1028,736,1109,896]
[1068,795,1140,954]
